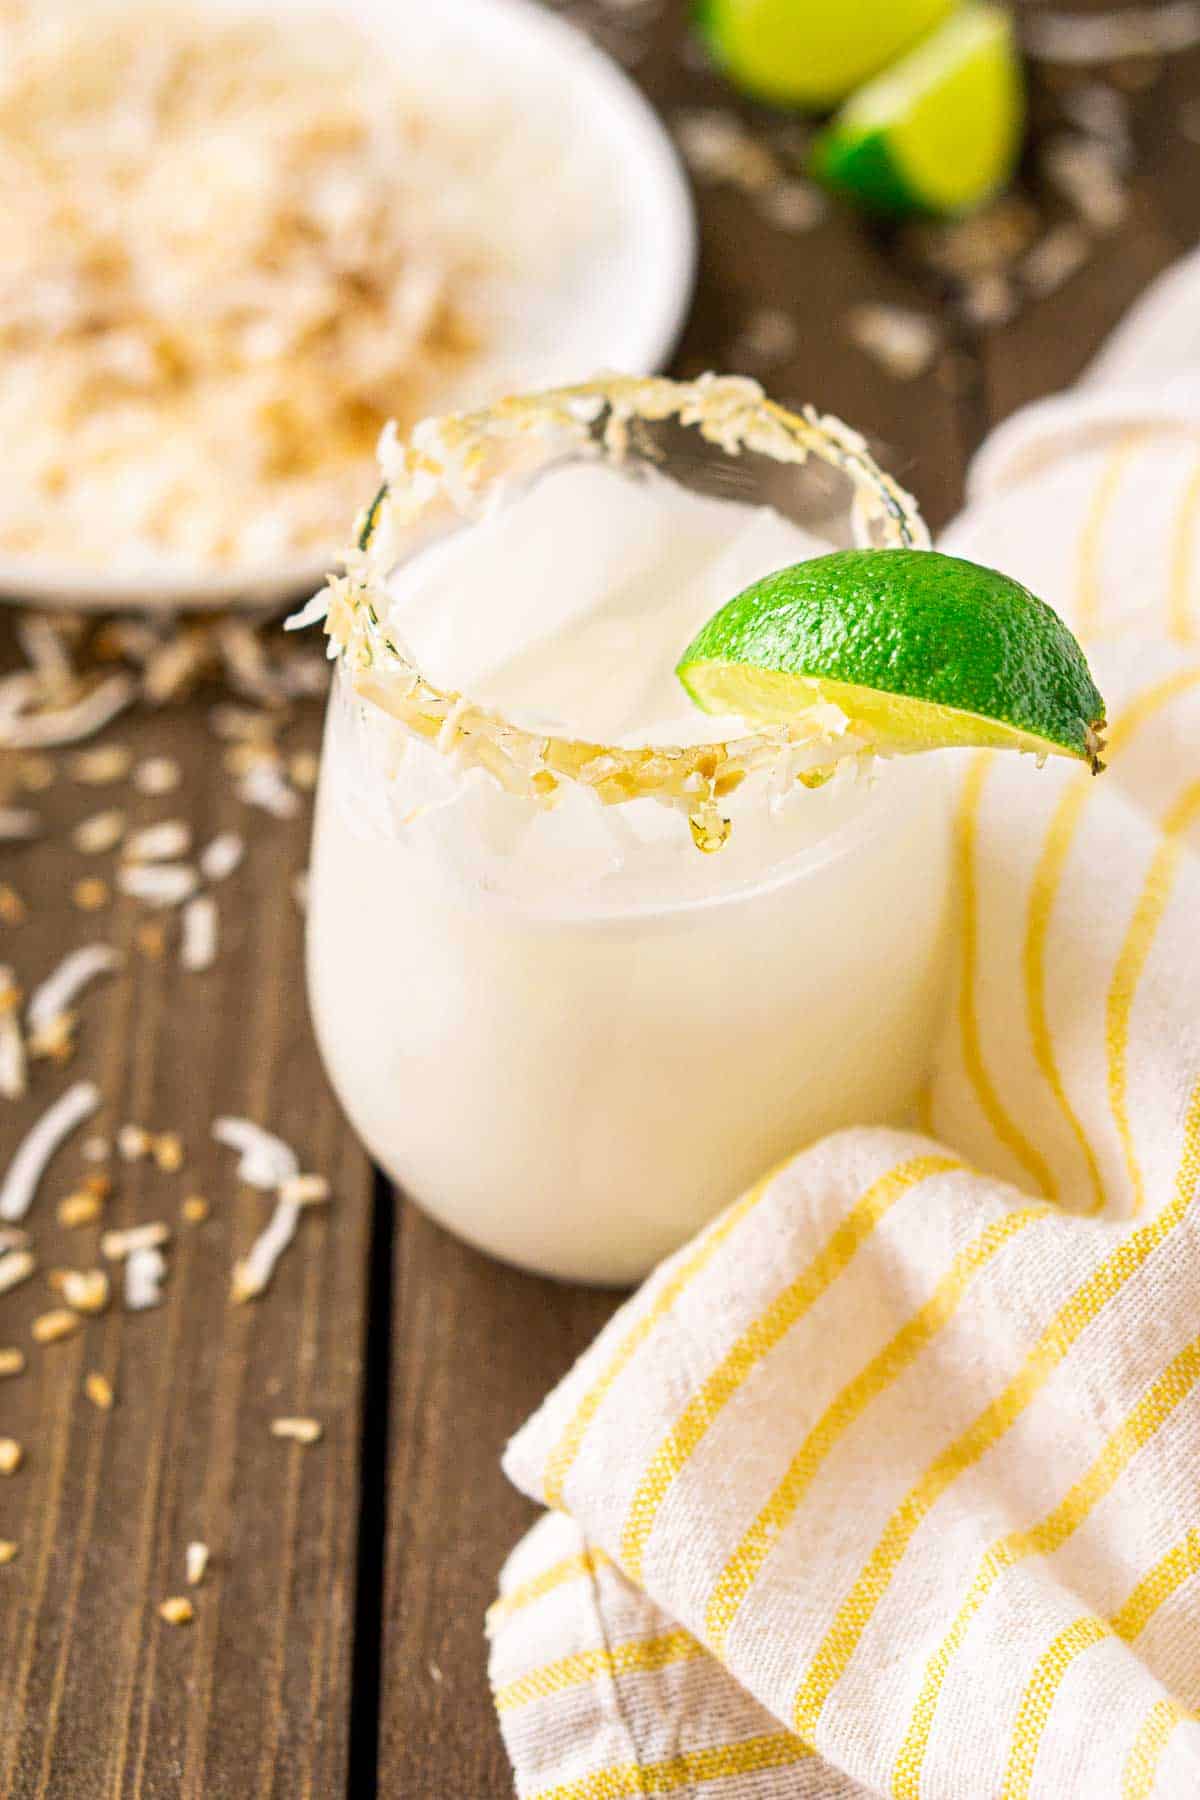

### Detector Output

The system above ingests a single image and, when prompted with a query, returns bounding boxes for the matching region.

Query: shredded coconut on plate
[0,0,595,579]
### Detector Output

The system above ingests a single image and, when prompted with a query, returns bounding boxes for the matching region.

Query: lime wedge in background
[694,0,957,111]
[811,4,1024,215]
[676,549,1106,770]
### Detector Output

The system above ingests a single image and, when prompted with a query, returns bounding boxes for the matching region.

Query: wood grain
[0,689,374,1800]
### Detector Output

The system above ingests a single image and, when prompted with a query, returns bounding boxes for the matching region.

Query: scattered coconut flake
[218,621,290,709]
[32,1308,80,1344]
[136,923,167,960]
[70,743,133,785]
[960,274,1018,329]
[0,1250,36,1296]
[124,821,191,863]
[186,1542,209,1587]
[133,757,182,797]
[58,1191,102,1227]
[159,1597,194,1626]
[0,808,40,842]
[0,1349,25,1377]
[27,945,122,1044]
[73,878,110,912]
[181,895,218,973]
[72,810,125,854]
[279,1173,331,1208]
[674,108,779,191]
[50,1268,109,1314]
[729,308,798,369]
[289,750,320,792]
[0,967,26,1101]
[125,1244,166,1311]
[1023,2,1200,61]
[101,1222,170,1261]
[0,884,27,925]
[84,1371,114,1410]
[231,1197,300,1303]
[1,677,136,751]
[1061,82,1132,150]
[270,1416,322,1445]
[0,1081,100,1221]
[845,304,941,379]
[81,1134,109,1164]
[199,832,244,884]
[213,1118,299,1190]
[0,1438,23,1475]
[209,704,279,743]
[236,761,300,819]
[1042,134,1129,231]
[117,1123,152,1162]
[153,1132,185,1173]
[1021,224,1093,297]
[756,179,828,234]
[181,1194,210,1224]
[0,1541,17,1565]
[0,1226,29,1251]
[116,863,199,908]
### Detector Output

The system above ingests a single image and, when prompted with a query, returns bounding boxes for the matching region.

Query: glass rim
[295,373,930,852]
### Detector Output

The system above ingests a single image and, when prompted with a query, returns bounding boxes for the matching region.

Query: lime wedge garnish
[811,4,1024,216]
[676,549,1106,771]
[694,0,957,111]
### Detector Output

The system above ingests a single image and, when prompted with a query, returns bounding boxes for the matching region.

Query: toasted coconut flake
[0,808,40,842]
[289,750,320,792]
[124,821,192,864]
[237,761,300,819]
[117,1123,152,1163]
[136,923,168,960]
[72,810,126,854]
[198,832,244,884]
[27,946,122,1043]
[182,1194,210,1224]
[0,885,27,925]
[0,968,26,1101]
[159,1597,194,1626]
[84,1371,114,1410]
[58,1190,103,1227]
[50,1268,110,1314]
[133,757,182,797]
[186,1542,210,1587]
[70,744,133,786]
[0,1081,100,1221]
[279,1174,331,1208]
[32,1308,81,1344]
[81,1135,110,1164]
[2,677,136,751]
[73,878,110,912]
[116,863,199,908]
[0,1250,36,1296]
[213,1118,299,1190]
[101,1222,170,1261]
[0,1349,25,1377]
[270,1416,322,1445]
[0,1541,17,1565]
[153,1133,185,1173]
[846,304,941,379]
[0,1439,24,1475]
[125,1244,166,1311]
[231,1198,300,1303]
[181,896,218,973]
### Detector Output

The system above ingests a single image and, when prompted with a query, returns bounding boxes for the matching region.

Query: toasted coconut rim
[298,375,929,848]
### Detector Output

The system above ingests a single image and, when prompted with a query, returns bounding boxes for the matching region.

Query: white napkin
[489,247,1200,1800]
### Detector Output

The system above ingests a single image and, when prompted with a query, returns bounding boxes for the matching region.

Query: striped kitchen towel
[488,251,1200,1800]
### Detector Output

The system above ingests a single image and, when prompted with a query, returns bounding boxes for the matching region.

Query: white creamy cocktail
[303,378,953,1283]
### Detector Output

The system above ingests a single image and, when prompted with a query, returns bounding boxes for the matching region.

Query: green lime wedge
[676,549,1106,771]
[694,0,957,111]
[811,4,1024,216]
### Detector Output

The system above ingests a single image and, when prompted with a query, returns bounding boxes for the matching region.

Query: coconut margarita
[302,378,954,1283]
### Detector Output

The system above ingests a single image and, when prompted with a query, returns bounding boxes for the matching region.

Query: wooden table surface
[2,6,1200,1796]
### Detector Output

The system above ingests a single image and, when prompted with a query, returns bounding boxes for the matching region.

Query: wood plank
[376,10,976,1795]
[0,680,374,1800]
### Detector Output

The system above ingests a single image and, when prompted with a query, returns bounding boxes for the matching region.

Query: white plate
[0,0,696,611]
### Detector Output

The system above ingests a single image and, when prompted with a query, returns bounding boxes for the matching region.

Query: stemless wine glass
[303,376,953,1283]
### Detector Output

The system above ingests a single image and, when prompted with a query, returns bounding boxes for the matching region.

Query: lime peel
[676,549,1107,774]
